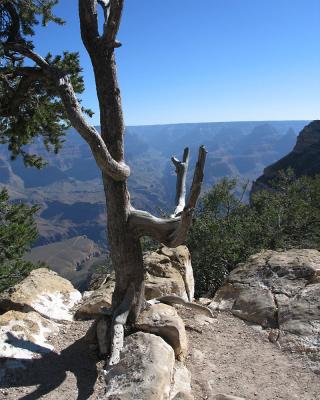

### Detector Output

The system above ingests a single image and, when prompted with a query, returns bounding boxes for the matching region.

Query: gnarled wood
[171,147,190,217]
[2,1,207,366]
[128,146,207,247]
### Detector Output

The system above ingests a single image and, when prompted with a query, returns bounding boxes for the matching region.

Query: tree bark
[4,0,207,364]
[103,174,145,322]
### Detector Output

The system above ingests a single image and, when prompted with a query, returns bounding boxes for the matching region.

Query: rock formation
[76,245,195,320]
[252,120,320,194]
[0,268,82,321]
[1,246,320,398]
[210,249,320,370]
[0,247,197,399]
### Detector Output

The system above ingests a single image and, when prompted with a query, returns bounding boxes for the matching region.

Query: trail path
[180,308,320,400]
[1,310,319,399]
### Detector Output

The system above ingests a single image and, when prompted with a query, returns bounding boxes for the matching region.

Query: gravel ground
[1,309,320,399]
[180,308,320,400]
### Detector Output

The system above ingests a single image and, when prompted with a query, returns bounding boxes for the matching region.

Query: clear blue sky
[34,0,320,126]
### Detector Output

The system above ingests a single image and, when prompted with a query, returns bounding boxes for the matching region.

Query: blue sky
[34,0,320,126]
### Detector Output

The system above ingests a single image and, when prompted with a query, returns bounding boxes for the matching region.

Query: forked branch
[79,0,123,50]
[129,146,207,247]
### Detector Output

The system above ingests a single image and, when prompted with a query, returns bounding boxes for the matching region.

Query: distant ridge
[252,120,320,193]
[0,120,309,245]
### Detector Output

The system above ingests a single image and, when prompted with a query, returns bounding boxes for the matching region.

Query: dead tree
[0,0,206,364]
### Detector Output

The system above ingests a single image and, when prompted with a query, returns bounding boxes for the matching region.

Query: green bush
[187,170,320,297]
[0,188,40,291]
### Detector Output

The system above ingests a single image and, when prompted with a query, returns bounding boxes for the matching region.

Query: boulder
[210,249,320,363]
[0,310,58,359]
[0,310,59,380]
[0,268,81,321]
[144,250,189,301]
[104,332,175,400]
[160,246,195,301]
[75,279,115,320]
[170,361,194,400]
[210,395,246,400]
[232,287,277,328]
[136,303,188,360]
[76,246,195,319]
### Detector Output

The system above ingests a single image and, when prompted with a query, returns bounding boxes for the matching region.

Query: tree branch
[171,147,189,217]
[3,42,130,181]
[0,67,45,114]
[128,146,207,247]
[79,0,122,50]
[103,0,124,46]
[78,0,99,51]
[97,0,110,36]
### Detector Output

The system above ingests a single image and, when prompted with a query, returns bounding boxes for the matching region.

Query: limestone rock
[0,268,81,321]
[171,394,194,400]
[136,303,188,360]
[160,246,195,301]
[76,246,195,319]
[76,246,195,317]
[210,249,320,363]
[210,395,246,400]
[104,332,175,400]
[0,310,59,380]
[144,251,189,301]
[170,361,193,399]
[232,287,277,328]
[0,310,58,359]
[75,280,115,320]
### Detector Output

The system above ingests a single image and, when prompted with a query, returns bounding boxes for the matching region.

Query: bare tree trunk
[103,175,144,321]
[4,0,207,365]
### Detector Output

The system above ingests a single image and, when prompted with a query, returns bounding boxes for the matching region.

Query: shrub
[0,188,40,291]
[187,171,320,297]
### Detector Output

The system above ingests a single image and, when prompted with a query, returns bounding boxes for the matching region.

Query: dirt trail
[180,308,320,400]
[1,310,320,399]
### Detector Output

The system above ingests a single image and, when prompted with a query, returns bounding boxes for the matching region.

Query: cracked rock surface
[209,249,320,369]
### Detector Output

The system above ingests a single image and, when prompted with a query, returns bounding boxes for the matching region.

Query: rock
[210,249,320,364]
[75,279,115,320]
[0,310,59,380]
[76,246,195,319]
[171,393,194,400]
[277,284,320,336]
[170,361,193,400]
[251,120,320,195]
[144,252,189,301]
[198,298,212,305]
[0,268,81,321]
[136,303,188,360]
[0,310,58,359]
[232,287,277,328]
[160,246,195,301]
[104,332,175,400]
[210,395,246,400]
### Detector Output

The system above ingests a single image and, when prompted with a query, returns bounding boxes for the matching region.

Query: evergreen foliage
[187,170,320,297]
[0,187,40,291]
[0,1,89,168]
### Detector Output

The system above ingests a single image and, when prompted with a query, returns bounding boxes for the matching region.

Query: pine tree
[0,187,39,291]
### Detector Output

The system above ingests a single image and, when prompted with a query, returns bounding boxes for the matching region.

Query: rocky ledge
[0,246,197,400]
[210,248,320,372]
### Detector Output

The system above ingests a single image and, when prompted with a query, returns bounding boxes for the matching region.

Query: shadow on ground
[1,334,99,400]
